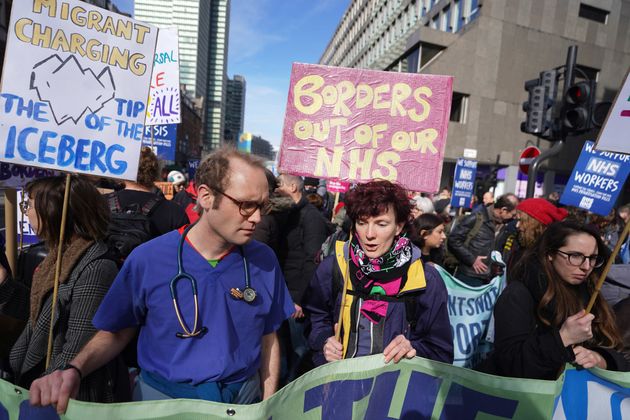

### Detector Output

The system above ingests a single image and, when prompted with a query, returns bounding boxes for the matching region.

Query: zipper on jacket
[350,298,361,358]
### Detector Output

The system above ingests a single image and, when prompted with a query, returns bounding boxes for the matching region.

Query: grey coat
[0,241,127,402]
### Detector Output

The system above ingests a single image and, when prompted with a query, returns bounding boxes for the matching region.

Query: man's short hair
[495,193,518,211]
[279,173,304,192]
[195,146,266,209]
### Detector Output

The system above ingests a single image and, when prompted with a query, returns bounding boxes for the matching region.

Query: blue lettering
[37,131,57,164]
[0,163,11,180]
[456,323,471,356]
[74,139,90,171]
[57,135,75,167]
[17,127,38,161]
[365,371,441,419]
[106,144,127,175]
[5,126,16,158]
[89,141,107,172]
[33,101,49,122]
[440,382,519,419]
[85,113,101,130]
[19,400,60,419]
[304,378,373,418]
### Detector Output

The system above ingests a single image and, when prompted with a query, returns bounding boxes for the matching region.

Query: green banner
[0,355,565,419]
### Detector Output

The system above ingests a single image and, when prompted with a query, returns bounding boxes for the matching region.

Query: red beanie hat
[517,198,568,226]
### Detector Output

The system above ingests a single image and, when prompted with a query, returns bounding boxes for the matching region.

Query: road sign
[519,146,541,175]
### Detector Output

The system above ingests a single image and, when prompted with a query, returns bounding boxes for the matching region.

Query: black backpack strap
[141,197,163,216]
[332,257,344,301]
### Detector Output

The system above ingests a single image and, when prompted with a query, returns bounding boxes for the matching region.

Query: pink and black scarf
[348,235,412,324]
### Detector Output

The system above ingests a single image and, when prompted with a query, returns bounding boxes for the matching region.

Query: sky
[228,0,350,149]
[112,0,349,149]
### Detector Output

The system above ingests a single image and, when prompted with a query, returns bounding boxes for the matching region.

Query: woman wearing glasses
[479,221,629,379]
[0,175,127,402]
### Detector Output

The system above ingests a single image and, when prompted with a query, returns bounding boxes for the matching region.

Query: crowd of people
[0,146,628,414]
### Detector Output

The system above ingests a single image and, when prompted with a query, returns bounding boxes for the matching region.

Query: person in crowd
[437,187,451,201]
[410,195,434,219]
[167,170,187,195]
[479,221,629,379]
[412,213,446,266]
[29,148,295,413]
[306,193,324,211]
[472,191,494,214]
[107,148,188,239]
[547,191,561,206]
[275,173,331,317]
[434,198,452,224]
[252,169,292,255]
[503,198,568,276]
[275,173,331,381]
[619,204,630,224]
[447,194,518,286]
[303,180,453,367]
[590,209,623,251]
[172,179,200,224]
[0,176,127,403]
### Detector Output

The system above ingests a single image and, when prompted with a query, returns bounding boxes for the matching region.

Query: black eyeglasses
[556,250,605,268]
[211,188,271,217]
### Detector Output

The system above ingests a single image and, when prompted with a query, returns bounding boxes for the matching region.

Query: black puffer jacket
[276,196,330,305]
[447,205,496,279]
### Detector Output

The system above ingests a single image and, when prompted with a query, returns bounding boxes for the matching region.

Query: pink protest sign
[327,180,349,193]
[279,63,453,192]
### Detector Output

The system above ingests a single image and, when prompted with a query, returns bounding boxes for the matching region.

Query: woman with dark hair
[479,221,629,379]
[0,175,127,402]
[412,213,446,265]
[303,180,453,366]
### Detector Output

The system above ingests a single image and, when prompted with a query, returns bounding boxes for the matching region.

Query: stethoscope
[170,223,257,339]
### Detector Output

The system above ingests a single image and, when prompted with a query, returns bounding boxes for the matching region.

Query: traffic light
[562,80,596,132]
[521,70,557,138]
[521,78,545,134]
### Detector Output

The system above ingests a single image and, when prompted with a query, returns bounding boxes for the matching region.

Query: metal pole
[525,46,577,198]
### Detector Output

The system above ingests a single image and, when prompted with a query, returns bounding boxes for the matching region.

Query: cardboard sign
[450,158,477,208]
[17,189,39,245]
[187,159,200,180]
[142,124,177,161]
[0,0,158,180]
[560,141,630,216]
[146,27,180,125]
[279,63,453,192]
[595,71,630,154]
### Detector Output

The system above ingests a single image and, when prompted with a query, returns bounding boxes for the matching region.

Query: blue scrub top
[93,230,294,385]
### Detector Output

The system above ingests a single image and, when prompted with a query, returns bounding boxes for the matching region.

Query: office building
[224,75,246,145]
[320,0,630,196]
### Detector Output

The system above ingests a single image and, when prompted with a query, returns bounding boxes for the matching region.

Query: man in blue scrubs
[29,148,295,413]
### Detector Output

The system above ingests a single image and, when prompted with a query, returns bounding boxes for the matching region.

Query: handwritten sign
[560,141,630,216]
[279,63,453,192]
[146,27,180,125]
[0,0,158,180]
[327,180,349,193]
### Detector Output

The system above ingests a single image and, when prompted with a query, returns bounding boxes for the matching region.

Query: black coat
[276,196,330,305]
[478,269,630,380]
[447,206,496,279]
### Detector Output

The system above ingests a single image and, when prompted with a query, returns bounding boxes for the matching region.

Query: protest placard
[450,158,477,208]
[17,190,39,246]
[560,141,630,216]
[142,124,177,160]
[0,163,55,189]
[0,0,158,181]
[327,180,349,193]
[146,27,180,125]
[595,70,630,155]
[279,63,453,192]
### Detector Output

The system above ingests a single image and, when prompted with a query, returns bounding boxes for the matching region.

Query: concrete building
[135,0,201,96]
[251,135,275,161]
[320,0,630,197]
[176,90,204,164]
[134,0,230,153]
[224,75,246,145]
[197,0,230,152]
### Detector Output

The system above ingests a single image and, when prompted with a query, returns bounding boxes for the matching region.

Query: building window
[578,3,608,24]
[450,92,469,123]
[419,43,446,69]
